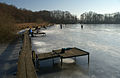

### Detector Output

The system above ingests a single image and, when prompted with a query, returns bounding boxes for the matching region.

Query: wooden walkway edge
[17,31,37,78]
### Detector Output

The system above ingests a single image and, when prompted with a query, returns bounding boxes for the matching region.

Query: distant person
[35,26,39,34]
[60,24,62,29]
[37,28,40,34]
[35,26,38,30]
[29,28,31,34]
[81,24,83,29]
[29,28,33,37]
[61,48,65,53]
[43,26,47,29]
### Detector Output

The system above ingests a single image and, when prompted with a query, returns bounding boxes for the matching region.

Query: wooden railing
[17,31,37,78]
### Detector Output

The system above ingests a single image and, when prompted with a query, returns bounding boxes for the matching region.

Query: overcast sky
[0,0,120,17]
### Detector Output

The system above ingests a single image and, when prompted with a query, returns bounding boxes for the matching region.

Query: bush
[0,12,16,43]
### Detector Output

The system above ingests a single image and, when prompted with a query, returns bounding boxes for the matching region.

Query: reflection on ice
[87,41,111,51]
[62,58,75,63]
[32,41,48,46]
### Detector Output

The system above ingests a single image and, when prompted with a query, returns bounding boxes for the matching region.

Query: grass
[0,12,53,43]
[0,12,17,43]
[16,22,53,30]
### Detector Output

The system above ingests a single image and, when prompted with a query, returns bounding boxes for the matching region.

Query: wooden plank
[44,53,51,58]
[37,52,59,60]
[37,53,45,59]
[53,49,61,54]
[25,50,37,78]
[17,31,37,78]
[17,54,26,78]
[60,48,89,58]
[71,48,88,55]
[67,50,75,55]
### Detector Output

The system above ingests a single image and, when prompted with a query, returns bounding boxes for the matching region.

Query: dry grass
[0,11,53,43]
[0,12,17,43]
[16,22,53,30]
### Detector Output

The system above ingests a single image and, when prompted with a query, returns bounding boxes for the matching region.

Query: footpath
[0,39,22,78]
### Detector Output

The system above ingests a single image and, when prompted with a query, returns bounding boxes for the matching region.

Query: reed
[0,12,16,43]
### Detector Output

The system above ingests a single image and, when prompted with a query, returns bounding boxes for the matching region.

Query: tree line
[0,3,78,24]
[1,3,120,24]
[80,11,120,24]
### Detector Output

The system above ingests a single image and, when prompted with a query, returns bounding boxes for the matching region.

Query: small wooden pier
[53,47,89,67]
[34,52,59,68]
[35,47,89,68]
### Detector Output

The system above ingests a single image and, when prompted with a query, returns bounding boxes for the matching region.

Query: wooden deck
[34,52,59,69]
[36,52,59,60]
[35,47,90,68]
[53,47,89,67]
[60,47,89,58]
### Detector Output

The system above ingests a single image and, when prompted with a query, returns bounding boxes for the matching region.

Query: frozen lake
[32,24,120,78]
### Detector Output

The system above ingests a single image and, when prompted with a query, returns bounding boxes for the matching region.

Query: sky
[0,0,120,18]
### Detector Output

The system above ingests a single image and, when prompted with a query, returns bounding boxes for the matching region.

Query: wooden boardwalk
[17,31,37,78]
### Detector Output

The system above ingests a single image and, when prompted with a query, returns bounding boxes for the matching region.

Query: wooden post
[88,54,89,65]
[74,56,76,62]
[38,60,40,70]
[52,58,54,66]
[61,57,63,67]
[36,55,40,69]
